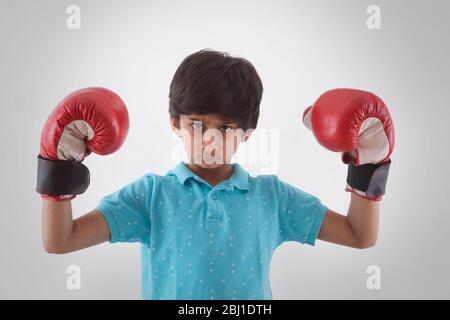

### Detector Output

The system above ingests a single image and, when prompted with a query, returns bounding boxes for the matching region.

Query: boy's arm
[317,193,379,249]
[303,89,393,249]
[42,199,110,254]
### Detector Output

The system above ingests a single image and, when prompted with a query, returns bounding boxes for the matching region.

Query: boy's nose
[202,135,216,148]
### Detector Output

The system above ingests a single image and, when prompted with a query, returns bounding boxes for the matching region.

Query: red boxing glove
[37,87,129,201]
[303,88,395,201]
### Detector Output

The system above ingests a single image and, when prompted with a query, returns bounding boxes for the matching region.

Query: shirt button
[211,194,217,200]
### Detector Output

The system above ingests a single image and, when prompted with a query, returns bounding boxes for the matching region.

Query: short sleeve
[276,178,327,246]
[95,174,153,245]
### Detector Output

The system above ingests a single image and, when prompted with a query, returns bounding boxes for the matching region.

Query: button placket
[206,190,222,221]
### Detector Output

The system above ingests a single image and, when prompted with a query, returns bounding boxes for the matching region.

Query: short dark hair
[169,49,263,130]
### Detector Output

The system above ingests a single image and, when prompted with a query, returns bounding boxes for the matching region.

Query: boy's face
[171,113,253,169]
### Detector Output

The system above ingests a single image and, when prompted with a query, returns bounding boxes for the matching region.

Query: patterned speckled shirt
[96,161,327,300]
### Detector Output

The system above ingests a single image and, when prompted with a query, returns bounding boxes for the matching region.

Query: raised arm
[36,88,129,253]
[303,88,394,249]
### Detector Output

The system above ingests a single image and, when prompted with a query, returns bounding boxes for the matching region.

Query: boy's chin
[200,163,224,169]
[189,160,229,169]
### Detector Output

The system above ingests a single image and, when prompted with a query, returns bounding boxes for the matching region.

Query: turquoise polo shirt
[96,161,327,300]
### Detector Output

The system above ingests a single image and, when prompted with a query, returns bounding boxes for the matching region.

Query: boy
[38,49,393,300]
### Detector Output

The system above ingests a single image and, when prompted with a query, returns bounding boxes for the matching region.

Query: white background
[1,0,449,299]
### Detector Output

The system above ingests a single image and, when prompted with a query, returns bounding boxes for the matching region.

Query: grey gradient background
[1,0,449,299]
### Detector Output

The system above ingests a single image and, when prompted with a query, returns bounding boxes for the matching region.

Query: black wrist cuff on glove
[36,155,90,196]
[346,159,391,198]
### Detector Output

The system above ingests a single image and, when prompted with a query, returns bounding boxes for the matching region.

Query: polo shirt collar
[169,161,249,191]
[228,162,249,191]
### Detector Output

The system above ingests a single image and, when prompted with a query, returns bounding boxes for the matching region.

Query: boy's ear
[242,128,254,142]
[170,117,180,136]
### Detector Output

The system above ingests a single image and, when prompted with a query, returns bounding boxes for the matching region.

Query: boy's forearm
[41,199,74,253]
[346,193,380,247]
[42,200,110,254]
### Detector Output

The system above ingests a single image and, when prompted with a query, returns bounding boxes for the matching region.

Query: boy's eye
[191,121,203,129]
[190,122,233,132]
[219,126,233,132]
